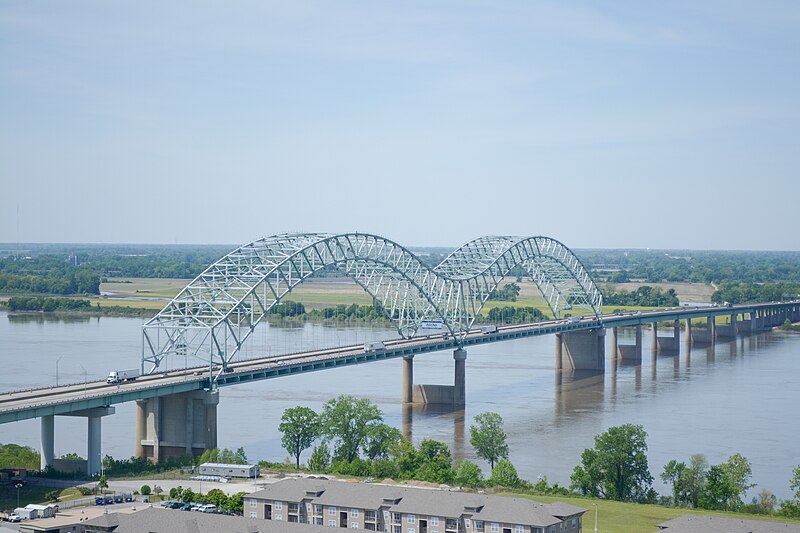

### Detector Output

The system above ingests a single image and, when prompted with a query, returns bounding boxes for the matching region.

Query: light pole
[79,364,88,395]
[593,503,598,533]
[56,355,63,387]
[15,482,24,509]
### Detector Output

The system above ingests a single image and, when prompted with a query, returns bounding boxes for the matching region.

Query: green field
[499,492,800,533]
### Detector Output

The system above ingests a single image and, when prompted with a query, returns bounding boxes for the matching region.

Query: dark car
[124,494,133,502]
[114,495,123,503]
[95,496,105,505]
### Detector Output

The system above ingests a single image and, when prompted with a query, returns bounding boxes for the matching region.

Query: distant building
[13,504,58,520]
[198,462,259,478]
[246,478,585,533]
[655,514,800,533]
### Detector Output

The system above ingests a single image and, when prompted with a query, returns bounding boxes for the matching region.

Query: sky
[1,1,799,250]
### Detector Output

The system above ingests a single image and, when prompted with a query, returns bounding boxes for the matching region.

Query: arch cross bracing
[141,233,602,375]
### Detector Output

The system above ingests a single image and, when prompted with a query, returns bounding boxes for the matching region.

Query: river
[1,311,798,499]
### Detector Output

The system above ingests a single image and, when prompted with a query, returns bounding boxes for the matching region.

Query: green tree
[416,439,453,484]
[169,486,183,500]
[453,460,484,487]
[390,438,420,479]
[140,484,151,495]
[308,443,331,472]
[364,424,403,461]
[722,453,755,511]
[279,406,320,469]
[181,488,195,503]
[661,460,688,506]
[60,452,84,461]
[98,475,108,490]
[226,492,246,513]
[489,458,520,487]
[204,488,228,509]
[469,412,509,469]
[791,465,800,500]
[570,424,654,502]
[0,443,41,471]
[320,395,383,463]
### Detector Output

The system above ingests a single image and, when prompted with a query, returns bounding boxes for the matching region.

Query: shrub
[140,484,151,495]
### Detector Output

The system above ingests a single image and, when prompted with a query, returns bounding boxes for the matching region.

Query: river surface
[1,311,799,499]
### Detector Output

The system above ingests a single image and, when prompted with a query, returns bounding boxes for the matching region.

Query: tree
[140,484,151,495]
[720,453,755,511]
[570,424,654,502]
[205,488,228,509]
[416,439,453,484]
[320,395,383,463]
[279,406,320,468]
[308,443,331,472]
[469,412,509,469]
[98,475,108,490]
[169,486,183,500]
[792,465,800,499]
[226,492,246,514]
[661,460,688,506]
[453,460,483,487]
[489,459,520,487]
[364,424,403,461]
[153,485,163,497]
[181,488,195,503]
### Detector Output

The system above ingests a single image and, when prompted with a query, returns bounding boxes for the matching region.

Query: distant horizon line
[1,241,799,254]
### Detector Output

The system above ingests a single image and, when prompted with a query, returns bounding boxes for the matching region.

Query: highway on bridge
[0,301,796,425]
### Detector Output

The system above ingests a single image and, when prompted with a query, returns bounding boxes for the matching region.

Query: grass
[0,485,87,512]
[497,492,800,533]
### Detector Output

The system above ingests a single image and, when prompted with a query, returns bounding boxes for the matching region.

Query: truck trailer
[107,368,140,384]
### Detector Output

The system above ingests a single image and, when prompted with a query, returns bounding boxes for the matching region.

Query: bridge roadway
[0,301,797,425]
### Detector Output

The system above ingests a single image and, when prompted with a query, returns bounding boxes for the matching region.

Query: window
[330,520,337,527]
[250,512,257,518]
[516,526,523,533]
[465,520,471,529]
[276,515,283,521]
[571,519,576,528]
[392,513,402,524]
[250,500,257,508]
[352,509,360,518]
[289,515,299,523]
[317,518,324,525]
[446,519,458,531]
[408,515,416,524]
[393,526,402,533]
[432,518,439,527]
[317,505,324,514]
[408,528,416,533]
[475,522,483,531]
[384,511,390,520]
[352,523,360,529]
[289,503,299,513]
[308,504,313,512]
[331,507,338,516]
[365,511,377,522]
[491,524,499,533]
[275,501,283,510]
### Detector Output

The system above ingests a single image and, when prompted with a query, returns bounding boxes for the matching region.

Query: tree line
[6,296,92,312]
[711,281,800,305]
[603,286,680,307]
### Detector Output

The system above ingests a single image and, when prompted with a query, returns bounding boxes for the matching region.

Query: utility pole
[593,503,598,533]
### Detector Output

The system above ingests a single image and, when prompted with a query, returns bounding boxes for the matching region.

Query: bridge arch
[142,233,601,374]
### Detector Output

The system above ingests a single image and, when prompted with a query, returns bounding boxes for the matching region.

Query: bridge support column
[454,349,466,407]
[40,415,54,471]
[616,326,642,363]
[135,390,218,463]
[87,414,102,476]
[610,328,618,360]
[651,323,658,352]
[560,329,605,371]
[555,333,563,370]
[685,319,692,347]
[402,356,414,404]
[673,319,680,347]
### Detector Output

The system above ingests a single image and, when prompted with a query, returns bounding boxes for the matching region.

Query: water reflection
[7,313,92,324]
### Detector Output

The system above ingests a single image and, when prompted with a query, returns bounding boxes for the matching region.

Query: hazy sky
[1,1,798,250]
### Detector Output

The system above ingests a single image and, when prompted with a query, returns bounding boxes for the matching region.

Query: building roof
[248,478,584,527]
[656,514,800,533]
[82,507,326,533]
[200,463,258,469]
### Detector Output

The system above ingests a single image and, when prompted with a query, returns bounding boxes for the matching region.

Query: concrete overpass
[1,300,798,475]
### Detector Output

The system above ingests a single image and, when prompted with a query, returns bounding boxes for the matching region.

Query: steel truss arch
[142,233,602,375]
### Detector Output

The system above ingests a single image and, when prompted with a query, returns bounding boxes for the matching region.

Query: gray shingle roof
[82,507,330,533]
[248,478,584,527]
[656,514,800,533]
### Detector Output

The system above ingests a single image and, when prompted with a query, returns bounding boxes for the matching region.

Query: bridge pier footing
[558,329,605,371]
[410,349,466,407]
[402,356,414,404]
[135,390,218,463]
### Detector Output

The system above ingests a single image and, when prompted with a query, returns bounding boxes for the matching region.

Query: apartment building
[246,478,585,533]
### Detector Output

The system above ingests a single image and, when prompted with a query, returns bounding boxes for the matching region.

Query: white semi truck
[106,368,140,384]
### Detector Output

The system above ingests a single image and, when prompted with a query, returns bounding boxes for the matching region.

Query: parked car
[199,504,217,513]
[114,495,123,503]
[7,514,22,522]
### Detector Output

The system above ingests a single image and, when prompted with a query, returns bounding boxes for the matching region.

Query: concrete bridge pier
[402,356,414,404]
[557,329,605,371]
[651,323,658,352]
[715,313,737,339]
[40,415,55,471]
[409,349,467,406]
[614,326,643,363]
[691,316,715,343]
[685,319,693,347]
[135,390,218,463]
[652,320,680,353]
[51,407,116,475]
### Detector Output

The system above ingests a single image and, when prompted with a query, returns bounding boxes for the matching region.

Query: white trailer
[364,341,385,352]
[107,368,140,384]
[481,325,498,334]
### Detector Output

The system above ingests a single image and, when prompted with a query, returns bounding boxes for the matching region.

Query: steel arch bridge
[142,233,602,375]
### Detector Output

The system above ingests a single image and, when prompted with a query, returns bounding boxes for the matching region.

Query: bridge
[1,233,798,476]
